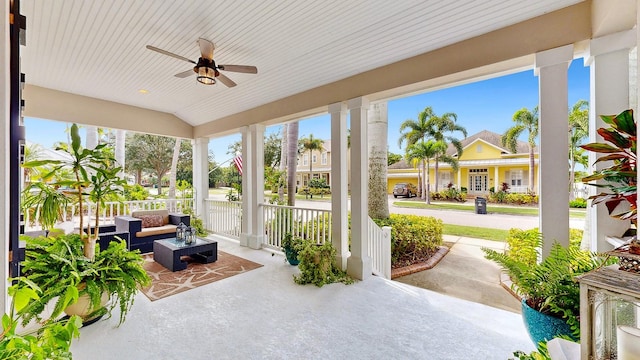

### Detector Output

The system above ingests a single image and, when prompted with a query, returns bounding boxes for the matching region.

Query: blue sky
[25,59,590,164]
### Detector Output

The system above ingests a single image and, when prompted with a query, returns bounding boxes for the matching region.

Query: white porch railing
[367,217,391,280]
[204,199,242,239]
[262,204,331,250]
[24,198,194,230]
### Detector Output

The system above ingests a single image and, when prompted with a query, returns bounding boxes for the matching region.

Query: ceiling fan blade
[198,38,215,60]
[174,69,195,78]
[216,72,237,88]
[218,65,258,74]
[146,45,196,64]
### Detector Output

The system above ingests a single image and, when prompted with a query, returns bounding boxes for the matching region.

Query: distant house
[387,130,539,196]
[295,140,333,187]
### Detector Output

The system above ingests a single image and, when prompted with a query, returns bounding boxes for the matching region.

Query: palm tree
[286,122,299,206]
[299,134,324,184]
[406,140,445,204]
[168,138,181,199]
[568,100,589,199]
[399,106,437,199]
[426,113,467,192]
[501,106,539,193]
[368,102,390,220]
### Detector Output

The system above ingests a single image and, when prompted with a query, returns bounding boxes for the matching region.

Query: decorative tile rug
[140,251,263,301]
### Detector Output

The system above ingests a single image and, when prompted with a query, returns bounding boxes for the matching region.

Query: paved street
[293,195,585,231]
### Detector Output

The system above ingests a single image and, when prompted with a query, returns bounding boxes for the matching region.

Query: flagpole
[208,157,234,174]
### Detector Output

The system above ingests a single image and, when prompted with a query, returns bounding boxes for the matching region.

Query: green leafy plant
[569,198,587,208]
[181,208,208,237]
[19,234,151,326]
[374,214,443,267]
[580,109,637,231]
[0,279,82,359]
[483,234,613,338]
[281,233,306,264]
[22,124,125,260]
[294,242,353,287]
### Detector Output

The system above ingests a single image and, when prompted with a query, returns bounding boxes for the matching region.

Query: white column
[240,126,253,247]
[585,30,636,252]
[240,125,265,249]
[494,166,499,192]
[1,0,10,314]
[192,137,209,226]
[347,97,372,280]
[535,44,573,258]
[457,168,461,189]
[329,102,349,270]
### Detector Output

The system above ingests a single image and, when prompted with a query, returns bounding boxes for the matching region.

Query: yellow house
[387,130,539,196]
[296,140,332,187]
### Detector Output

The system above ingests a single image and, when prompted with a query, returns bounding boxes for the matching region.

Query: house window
[312,154,317,163]
[476,144,483,153]
[511,170,523,186]
[440,171,451,187]
[321,152,328,165]
[303,154,308,166]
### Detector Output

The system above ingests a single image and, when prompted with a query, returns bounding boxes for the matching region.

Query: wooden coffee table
[153,237,218,272]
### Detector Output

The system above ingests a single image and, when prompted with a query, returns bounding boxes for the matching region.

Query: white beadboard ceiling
[21,0,584,127]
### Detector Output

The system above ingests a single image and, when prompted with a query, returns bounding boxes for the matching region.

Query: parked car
[393,183,417,198]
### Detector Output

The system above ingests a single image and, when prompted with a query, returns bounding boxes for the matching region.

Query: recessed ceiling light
[138,89,149,94]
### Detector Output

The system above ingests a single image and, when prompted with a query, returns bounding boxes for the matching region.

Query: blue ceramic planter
[521,299,574,345]
[284,248,299,266]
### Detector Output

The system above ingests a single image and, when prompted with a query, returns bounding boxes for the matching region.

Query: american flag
[233,155,243,175]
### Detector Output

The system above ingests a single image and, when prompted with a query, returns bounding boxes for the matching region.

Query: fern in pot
[18,234,150,326]
[483,234,612,345]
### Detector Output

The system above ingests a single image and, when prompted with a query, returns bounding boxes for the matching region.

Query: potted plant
[281,233,304,265]
[483,234,611,345]
[18,234,150,325]
[580,109,637,254]
[293,241,353,287]
[20,124,149,324]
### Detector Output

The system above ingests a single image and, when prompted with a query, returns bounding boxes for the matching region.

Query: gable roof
[447,130,533,156]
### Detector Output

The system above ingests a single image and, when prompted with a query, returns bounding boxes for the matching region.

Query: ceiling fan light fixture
[196,66,216,85]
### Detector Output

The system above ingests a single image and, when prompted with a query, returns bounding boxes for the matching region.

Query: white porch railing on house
[262,204,332,250]
[24,198,194,230]
[204,199,242,239]
[367,217,391,280]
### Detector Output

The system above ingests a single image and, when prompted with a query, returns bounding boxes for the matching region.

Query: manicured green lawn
[393,201,586,218]
[442,224,510,242]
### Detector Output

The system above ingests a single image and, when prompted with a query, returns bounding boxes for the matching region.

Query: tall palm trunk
[569,157,576,200]
[368,102,390,219]
[528,144,535,193]
[168,138,181,199]
[424,160,430,204]
[287,122,299,206]
[278,124,287,201]
[434,157,440,192]
[115,129,126,179]
[86,126,98,149]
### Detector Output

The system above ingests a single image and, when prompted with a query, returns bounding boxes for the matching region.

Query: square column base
[347,255,372,281]
[335,251,350,272]
[240,233,263,250]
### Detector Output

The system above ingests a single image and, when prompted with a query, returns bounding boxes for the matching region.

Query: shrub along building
[387,130,539,196]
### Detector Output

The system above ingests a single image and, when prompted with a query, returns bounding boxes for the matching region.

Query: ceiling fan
[146,38,257,87]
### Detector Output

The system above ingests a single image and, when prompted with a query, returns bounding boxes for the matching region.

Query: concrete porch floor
[70,235,535,359]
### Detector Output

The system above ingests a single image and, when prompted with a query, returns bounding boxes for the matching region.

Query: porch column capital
[328,102,346,114]
[534,44,573,75]
[585,29,636,65]
[347,96,369,110]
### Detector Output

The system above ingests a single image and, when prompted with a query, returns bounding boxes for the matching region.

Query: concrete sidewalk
[395,235,522,313]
